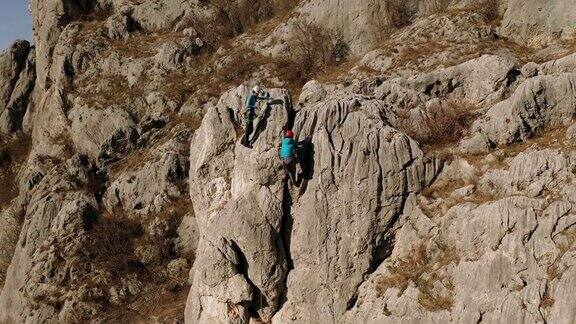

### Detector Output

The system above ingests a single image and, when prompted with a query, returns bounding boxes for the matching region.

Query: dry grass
[84,195,194,321]
[72,73,150,109]
[162,46,272,103]
[162,34,346,106]
[395,40,450,68]
[499,126,576,157]
[358,2,535,78]
[108,30,190,58]
[375,242,459,312]
[463,190,497,205]
[420,0,501,23]
[315,58,361,84]
[421,178,467,200]
[368,0,499,44]
[107,113,200,178]
[88,211,145,282]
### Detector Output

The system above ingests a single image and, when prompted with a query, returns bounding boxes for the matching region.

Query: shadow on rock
[296,138,315,193]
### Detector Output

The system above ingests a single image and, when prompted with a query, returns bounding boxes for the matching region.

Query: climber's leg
[242,119,254,148]
[282,157,296,185]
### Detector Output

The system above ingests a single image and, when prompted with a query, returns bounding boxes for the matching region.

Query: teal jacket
[246,94,268,111]
[280,137,296,158]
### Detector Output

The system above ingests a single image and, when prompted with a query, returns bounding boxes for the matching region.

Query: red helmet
[285,130,295,138]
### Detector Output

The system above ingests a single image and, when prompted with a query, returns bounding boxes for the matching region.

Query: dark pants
[242,111,255,147]
[282,156,296,184]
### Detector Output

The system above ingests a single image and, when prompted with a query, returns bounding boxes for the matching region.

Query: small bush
[331,30,350,62]
[285,20,350,80]
[387,0,414,29]
[368,0,414,42]
[287,20,333,78]
[397,100,478,148]
[479,0,501,22]
[419,0,452,16]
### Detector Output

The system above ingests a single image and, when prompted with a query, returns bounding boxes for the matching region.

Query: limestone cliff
[0,0,575,323]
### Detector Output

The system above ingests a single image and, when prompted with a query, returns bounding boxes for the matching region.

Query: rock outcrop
[461,73,576,153]
[273,94,440,323]
[184,84,441,322]
[1,0,576,322]
[0,41,35,135]
[186,86,291,322]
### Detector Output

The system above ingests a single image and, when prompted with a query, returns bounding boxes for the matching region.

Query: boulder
[106,8,136,40]
[68,104,138,164]
[273,94,441,323]
[185,86,441,323]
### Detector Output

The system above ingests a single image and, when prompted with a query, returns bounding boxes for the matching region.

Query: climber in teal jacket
[280,129,297,184]
[242,85,270,148]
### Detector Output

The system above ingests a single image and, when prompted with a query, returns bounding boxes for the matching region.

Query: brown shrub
[287,20,333,79]
[87,197,194,321]
[395,40,451,68]
[397,100,478,148]
[88,212,144,279]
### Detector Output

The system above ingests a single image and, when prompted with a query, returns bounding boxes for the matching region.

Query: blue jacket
[280,137,296,158]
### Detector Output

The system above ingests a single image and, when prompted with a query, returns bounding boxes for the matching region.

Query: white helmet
[252,85,261,94]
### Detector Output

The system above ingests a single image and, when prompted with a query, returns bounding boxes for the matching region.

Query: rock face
[0,41,35,135]
[186,86,291,322]
[0,156,100,322]
[1,0,576,322]
[501,0,576,46]
[185,85,441,323]
[273,95,440,323]
[343,142,576,323]
[461,73,576,153]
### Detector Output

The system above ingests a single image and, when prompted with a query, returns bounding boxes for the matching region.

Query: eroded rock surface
[501,0,576,46]
[1,0,576,323]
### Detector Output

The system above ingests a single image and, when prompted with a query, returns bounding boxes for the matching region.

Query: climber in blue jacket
[280,129,297,184]
[242,85,271,147]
